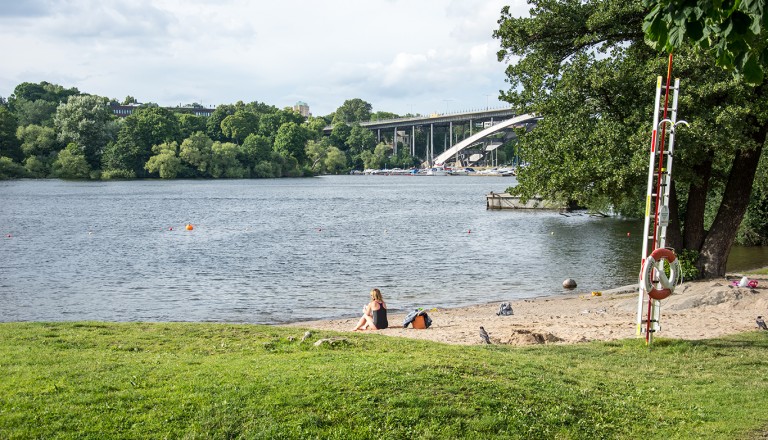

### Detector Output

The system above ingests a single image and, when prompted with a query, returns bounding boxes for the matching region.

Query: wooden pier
[486,192,567,210]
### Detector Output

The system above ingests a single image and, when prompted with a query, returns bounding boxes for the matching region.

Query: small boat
[426,166,447,176]
[447,167,476,175]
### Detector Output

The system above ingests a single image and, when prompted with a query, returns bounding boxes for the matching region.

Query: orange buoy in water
[185,224,194,231]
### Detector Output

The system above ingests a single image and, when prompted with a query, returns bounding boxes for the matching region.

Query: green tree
[494,0,767,278]
[54,95,113,168]
[206,105,236,141]
[145,141,183,179]
[258,109,305,140]
[179,131,214,175]
[0,156,26,179]
[370,111,400,121]
[243,101,278,115]
[644,0,768,84]
[103,106,179,177]
[305,139,329,173]
[332,98,372,124]
[8,81,79,112]
[329,122,351,150]
[210,141,245,178]
[13,99,58,127]
[221,110,260,144]
[177,113,207,140]
[240,133,272,170]
[304,116,328,141]
[362,142,392,170]
[16,124,57,158]
[273,122,308,163]
[122,96,138,105]
[0,107,23,162]
[52,143,91,179]
[345,124,376,155]
[324,146,347,174]
[23,156,49,178]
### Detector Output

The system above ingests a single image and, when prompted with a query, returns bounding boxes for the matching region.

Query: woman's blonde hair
[370,288,383,301]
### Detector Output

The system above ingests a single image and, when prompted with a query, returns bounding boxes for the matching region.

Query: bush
[0,156,26,179]
[253,161,276,178]
[23,156,50,178]
[678,249,701,281]
[101,169,136,180]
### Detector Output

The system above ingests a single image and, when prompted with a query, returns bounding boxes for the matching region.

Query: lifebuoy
[641,248,680,300]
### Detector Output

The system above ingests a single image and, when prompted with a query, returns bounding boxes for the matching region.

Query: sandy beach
[292,273,768,345]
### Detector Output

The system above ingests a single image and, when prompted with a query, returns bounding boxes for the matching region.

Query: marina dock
[486,192,567,210]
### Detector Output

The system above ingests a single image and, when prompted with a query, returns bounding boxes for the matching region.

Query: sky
[0,0,529,117]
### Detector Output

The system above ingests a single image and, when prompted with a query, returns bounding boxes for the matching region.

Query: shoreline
[289,273,768,345]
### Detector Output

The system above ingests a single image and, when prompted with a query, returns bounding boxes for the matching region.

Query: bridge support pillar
[393,127,397,155]
[430,124,434,166]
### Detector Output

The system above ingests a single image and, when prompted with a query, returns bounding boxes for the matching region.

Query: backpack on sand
[496,302,513,316]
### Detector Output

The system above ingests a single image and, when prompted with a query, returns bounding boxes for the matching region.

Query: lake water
[0,177,764,324]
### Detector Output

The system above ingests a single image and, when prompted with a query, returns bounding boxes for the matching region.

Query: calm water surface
[0,177,763,324]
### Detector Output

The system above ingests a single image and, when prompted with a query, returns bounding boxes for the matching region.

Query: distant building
[110,104,141,117]
[109,103,215,118]
[293,101,311,117]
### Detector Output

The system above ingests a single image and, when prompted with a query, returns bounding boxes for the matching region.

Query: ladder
[635,72,682,345]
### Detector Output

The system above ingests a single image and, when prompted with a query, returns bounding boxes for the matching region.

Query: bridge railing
[324,105,516,131]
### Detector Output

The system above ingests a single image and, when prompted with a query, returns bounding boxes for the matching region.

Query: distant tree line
[0,82,432,180]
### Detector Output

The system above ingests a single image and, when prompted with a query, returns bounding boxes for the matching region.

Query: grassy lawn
[747,267,768,275]
[1,322,767,439]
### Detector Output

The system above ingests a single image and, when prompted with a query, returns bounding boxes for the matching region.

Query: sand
[290,273,768,345]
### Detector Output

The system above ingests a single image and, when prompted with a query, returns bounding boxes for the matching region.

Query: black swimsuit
[372,301,388,329]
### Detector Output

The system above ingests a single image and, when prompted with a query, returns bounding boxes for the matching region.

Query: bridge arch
[433,113,539,166]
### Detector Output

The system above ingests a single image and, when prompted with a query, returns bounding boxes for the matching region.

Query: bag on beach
[403,309,432,329]
[496,302,514,316]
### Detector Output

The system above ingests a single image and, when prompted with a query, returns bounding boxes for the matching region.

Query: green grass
[1,323,767,439]
[747,266,768,275]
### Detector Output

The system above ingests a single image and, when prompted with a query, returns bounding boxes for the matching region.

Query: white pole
[636,76,663,337]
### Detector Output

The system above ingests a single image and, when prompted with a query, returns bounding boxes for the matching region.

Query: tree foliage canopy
[643,0,768,84]
[332,98,373,124]
[494,0,767,277]
[0,81,421,181]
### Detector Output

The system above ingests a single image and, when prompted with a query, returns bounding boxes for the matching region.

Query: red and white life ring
[641,248,681,300]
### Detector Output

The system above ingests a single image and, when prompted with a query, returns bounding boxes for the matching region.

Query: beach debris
[496,302,514,316]
[503,329,562,345]
[563,279,577,289]
[591,291,602,296]
[479,326,491,344]
[313,337,350,347]
[185,223,194,231]
[301,331,312,342]
[757,316,768,330]
[730,278,759,288]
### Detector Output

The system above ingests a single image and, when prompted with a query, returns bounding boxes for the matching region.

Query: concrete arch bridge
[324,109,539,167]
[432,113,538,166]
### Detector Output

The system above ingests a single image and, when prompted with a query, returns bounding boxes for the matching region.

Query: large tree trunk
[699,143,765,277]
[683,151,713,251]
[666,180,683,251]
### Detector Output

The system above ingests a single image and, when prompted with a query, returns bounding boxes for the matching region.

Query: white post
[637,76,663,337]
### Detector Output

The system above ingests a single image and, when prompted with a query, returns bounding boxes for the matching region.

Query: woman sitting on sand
[352,288,388,330]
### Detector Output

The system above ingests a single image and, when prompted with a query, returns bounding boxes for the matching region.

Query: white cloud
[0,0,527,116]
